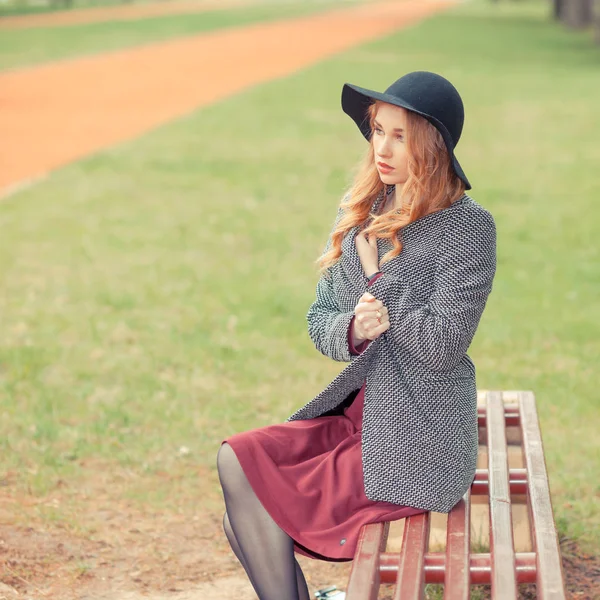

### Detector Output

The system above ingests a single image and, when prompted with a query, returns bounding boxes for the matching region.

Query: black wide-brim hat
[341,71,471,190]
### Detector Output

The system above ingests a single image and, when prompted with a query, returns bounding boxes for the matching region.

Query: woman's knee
[216,442,231,472]
[216,443,243,490]
[223,511,233,537]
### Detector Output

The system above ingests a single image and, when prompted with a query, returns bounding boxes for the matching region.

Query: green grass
[0,0,153,18]
[0,0,365,70]
[1,0,599,559]
[0,0,128,18]
[424,585,491,600]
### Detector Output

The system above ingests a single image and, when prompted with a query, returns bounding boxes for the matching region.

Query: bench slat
[444,491,470,598]
[345,521,387,600]
[486,391,518,599]
[518,391,567,599]
[393,511,430,599]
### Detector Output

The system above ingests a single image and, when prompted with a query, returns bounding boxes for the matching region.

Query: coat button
[340,538,346,545]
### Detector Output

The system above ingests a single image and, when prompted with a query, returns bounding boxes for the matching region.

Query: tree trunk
[561,0,593,27]
[553,0,564,19]
[594,0,600,42]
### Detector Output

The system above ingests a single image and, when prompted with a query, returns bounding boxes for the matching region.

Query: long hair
[317,100,466,276]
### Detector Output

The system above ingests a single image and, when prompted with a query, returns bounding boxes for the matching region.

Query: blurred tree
[561,0,593,27]
[595,0,600,42]
[553,0,564,19]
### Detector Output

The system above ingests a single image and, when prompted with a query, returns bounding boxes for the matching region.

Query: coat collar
[372,190,469,220]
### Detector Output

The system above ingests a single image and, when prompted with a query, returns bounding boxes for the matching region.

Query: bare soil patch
[0,463,597,598]
[1,495,598,599]
[0,491,354,599]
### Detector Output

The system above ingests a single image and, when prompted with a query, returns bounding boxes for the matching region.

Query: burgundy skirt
[221,381,427,561]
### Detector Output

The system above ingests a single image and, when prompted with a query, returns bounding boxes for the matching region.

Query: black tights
[216,442,311,600]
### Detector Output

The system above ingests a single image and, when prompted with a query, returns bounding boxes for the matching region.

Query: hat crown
[384,71,464,146]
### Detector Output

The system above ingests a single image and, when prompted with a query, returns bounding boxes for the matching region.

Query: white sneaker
[314,586,346,600]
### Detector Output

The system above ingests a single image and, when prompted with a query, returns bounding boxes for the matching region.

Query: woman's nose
[377,136,393,157]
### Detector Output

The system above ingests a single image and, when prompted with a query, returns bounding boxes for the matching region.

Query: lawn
[0,0,161,17]
[0,0,366,70]
[0,0,598,568]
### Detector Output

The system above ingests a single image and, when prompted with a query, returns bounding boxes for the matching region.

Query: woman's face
[371,103,409,187]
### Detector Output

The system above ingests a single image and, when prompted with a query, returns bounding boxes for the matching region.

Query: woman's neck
[382,186,403,213]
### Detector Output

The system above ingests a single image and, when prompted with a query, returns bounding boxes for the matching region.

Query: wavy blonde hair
[317,100,466,276]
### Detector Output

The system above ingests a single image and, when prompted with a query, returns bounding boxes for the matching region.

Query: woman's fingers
[363,319,390,339]
[355,299,384,313]
[357,314,388,327]
[360,311,389,330]
[362,316,388,330]
[355,296,389,339]
[356,305,388,322]
[359,291,377,302]
[372,306,388,320]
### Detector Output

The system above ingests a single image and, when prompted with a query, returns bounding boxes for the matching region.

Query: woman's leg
[222,512,259,590]
[216,442,309,600]
[223,512,310,600]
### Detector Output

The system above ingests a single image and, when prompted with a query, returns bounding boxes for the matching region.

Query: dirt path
[0,493,358,600]
[1,498,598,599]
[0,0,261,30]
[0,0,454,197]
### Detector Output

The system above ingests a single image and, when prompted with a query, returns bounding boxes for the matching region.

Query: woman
[216,71,497,600]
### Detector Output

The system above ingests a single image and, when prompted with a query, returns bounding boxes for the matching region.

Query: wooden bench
[345,390,567,599]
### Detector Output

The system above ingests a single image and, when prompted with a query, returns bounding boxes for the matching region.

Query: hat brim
[341,83,471,190]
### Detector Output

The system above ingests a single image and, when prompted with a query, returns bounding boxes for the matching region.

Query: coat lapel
[338,190,389,295]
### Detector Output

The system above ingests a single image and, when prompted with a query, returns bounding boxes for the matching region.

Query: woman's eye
[374,127,402,141]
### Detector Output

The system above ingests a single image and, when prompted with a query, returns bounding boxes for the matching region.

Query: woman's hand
[355,229,379,278]
[353,291,390,343]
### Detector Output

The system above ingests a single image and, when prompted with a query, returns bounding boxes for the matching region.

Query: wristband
[367,271,382,283]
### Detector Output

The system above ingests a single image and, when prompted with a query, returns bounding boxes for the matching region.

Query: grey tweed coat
[286,191,497,513]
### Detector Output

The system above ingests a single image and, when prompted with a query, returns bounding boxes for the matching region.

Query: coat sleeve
[367,208,497,373]
[306,205,358,363]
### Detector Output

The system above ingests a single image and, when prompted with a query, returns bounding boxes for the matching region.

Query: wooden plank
[393,511,430,599]
[380,520,391,553]
[345,522,386,600]
[444,490,470,598]
[518,391,567,599]
[486,391,518,599]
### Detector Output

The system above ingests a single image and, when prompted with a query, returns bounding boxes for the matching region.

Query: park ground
[0,0,599,598]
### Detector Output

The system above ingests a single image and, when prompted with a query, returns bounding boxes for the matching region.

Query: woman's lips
[377,162,394,173]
